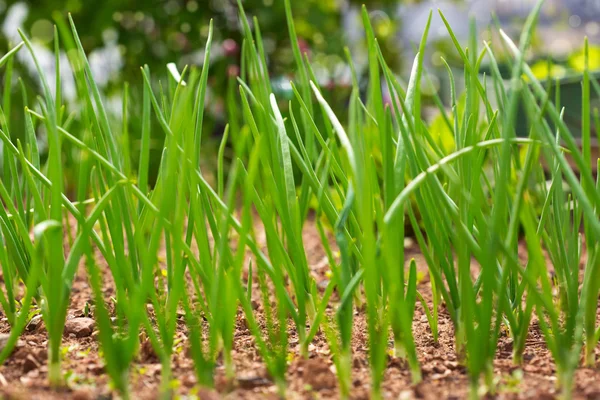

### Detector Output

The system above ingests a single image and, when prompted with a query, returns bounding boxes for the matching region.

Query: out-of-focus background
[2,0,598,102]
[0,0,598,181]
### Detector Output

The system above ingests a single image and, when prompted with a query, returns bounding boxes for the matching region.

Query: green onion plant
[0,2,598,400]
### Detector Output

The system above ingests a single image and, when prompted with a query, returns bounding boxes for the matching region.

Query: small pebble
[64,317,95,338]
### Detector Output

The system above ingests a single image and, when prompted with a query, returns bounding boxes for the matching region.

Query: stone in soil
[64,317,95,338]
[237,375,272,389]
[300,358,336,391]
[22,354,41,373]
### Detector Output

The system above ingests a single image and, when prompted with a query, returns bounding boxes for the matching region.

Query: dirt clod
[21,355,40,374]
[196,388,220,400]
[71,389,92,400]
[139,338,159,363]
[300,358,336,391]
[86,363,104,375]
[64,318,95,338]
[237,375,272,389]
[25,315,43,333]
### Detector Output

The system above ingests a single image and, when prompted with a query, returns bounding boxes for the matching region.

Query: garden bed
[0,219,599,400]
[1,2,599,400]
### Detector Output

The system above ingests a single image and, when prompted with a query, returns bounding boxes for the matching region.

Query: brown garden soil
[0,217,599,400]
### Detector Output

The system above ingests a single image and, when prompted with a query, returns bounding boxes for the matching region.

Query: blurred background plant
[0,0,409,187]
[0,0,406,106]
[0,0,597,187]
[2,0,597,102]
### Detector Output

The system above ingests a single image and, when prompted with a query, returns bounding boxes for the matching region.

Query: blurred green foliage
[0,0,407,186]
[0,0,407,142]
[1,0,404,88]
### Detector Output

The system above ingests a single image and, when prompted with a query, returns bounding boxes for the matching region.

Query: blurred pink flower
[223,39,239,57]
[228,64,240,78]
